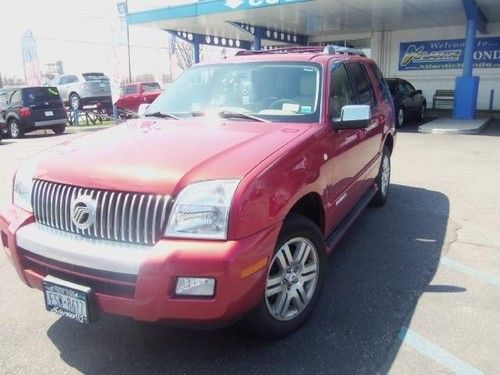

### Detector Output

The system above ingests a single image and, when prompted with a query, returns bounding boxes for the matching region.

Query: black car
[0,86,67,138]
[386,78,426,127]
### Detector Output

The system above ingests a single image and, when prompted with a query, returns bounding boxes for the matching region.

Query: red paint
[115,82,162,113]
[0,50,395,324]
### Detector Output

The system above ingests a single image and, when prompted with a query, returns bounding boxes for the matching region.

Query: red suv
[115,82,162,113]
[0,46,395,338]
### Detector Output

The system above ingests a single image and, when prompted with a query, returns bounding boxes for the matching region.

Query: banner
[108,1,129,105]
[21,30,42,86]
[399,37,500,71]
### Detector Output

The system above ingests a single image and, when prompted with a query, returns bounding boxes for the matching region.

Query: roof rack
[323,45,366,57]
[234,45,367,57]
[235,46,324,56]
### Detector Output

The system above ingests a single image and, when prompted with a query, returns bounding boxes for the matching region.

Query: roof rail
[323,45,366,57]
[235,46,324,56]
[234,45,367,57]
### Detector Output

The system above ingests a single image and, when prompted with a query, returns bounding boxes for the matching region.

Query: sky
[0,0,181,82]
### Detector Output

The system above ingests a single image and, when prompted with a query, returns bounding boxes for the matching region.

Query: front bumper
[0,205,281,324]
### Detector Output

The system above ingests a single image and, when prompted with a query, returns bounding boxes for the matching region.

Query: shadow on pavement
[47,184,450,374]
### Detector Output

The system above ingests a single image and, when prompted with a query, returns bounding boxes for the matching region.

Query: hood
[35,118,311,195]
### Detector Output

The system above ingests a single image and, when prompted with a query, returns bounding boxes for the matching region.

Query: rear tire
[370,146,391,207]
[52,125,66,135]
[8,119,23,139]
[244,214,326,339]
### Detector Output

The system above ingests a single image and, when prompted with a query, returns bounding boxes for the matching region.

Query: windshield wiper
[144,111,181,120]
[218,111,269,123]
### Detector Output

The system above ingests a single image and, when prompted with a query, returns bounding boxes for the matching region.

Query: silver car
[48,73,112,110]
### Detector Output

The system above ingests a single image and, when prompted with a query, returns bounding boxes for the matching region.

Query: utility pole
[126,0,132,83]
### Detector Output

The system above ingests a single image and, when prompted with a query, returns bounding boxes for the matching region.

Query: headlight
[166,179,240,240]
[13,159,39,212]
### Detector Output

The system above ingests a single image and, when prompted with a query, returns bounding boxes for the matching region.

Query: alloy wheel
[265,237,319,321]
[9,121,20,138]
[397,108,404,127]
[381,154,390,196]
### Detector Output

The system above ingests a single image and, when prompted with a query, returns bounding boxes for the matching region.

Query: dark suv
[0,87,67,138]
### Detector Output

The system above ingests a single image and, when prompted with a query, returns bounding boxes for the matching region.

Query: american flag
[21,30,42,87]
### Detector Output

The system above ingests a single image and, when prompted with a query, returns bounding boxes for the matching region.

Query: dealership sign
[399,37,500,71]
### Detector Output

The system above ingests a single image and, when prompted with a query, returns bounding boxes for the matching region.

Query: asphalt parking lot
[1,120,499,374]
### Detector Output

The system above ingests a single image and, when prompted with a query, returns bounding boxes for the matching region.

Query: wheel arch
[285,192,325,235]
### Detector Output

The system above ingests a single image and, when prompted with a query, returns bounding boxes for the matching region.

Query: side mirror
[333,105,371,129]
[415,89,422,95]
[137,103,150,117]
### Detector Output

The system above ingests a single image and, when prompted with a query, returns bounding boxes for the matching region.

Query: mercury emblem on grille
[70,195,97,230]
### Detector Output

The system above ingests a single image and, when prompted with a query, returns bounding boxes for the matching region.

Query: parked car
[386,78,426,127]
[0,86,67,138]
[115,82,162,113]
[48,72,112,110]
[0,46,395,338]
[0,93,8,140]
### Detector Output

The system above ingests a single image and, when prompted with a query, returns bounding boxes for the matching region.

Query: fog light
[175,277,215,297]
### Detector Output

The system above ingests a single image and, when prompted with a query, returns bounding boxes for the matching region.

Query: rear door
[345,62,384,174]
[141,82,162,107]
[120,84,139,111]
[22,87,66,125]
[58,75,79,102]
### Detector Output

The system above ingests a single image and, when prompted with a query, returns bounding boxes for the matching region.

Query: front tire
[8,119,23,139]
[396,107,405,128]
[69,93,82,110]
[370,146,391,207]
[419,104,426,121]
[245,214,326,339]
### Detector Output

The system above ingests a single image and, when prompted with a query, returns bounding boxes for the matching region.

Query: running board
[325,184,378,253]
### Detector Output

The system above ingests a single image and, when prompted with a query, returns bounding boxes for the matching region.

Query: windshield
[22,87,61,103]
[146,62,322,123]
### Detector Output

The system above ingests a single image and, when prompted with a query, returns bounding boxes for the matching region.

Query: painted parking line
[398,327,484,375]
[441,257,500,286]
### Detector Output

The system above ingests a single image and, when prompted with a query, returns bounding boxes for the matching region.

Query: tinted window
[404,81,416,93]
[9,90,22,103]
[370,62,391,102]
[329,64,355,119]
[22,87,61,103]
[346,63,375,107]
[142,82,161,92]
[60,75,78,84]
[124,85,137,95]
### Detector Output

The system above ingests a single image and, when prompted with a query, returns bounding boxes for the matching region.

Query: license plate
[44,110,54,117]
[99,83,105,87]
[42,275,93,324]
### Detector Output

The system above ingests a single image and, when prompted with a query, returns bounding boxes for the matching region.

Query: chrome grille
[32,179,170,245]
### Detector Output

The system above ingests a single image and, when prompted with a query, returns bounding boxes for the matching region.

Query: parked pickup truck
[0,46,395,338]
[115,82,162,113]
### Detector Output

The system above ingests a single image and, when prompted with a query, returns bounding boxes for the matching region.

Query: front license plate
[42,275,93,324]
[44,110,54,117]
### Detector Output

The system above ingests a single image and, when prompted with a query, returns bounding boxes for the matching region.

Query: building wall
[310,23,500,110]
